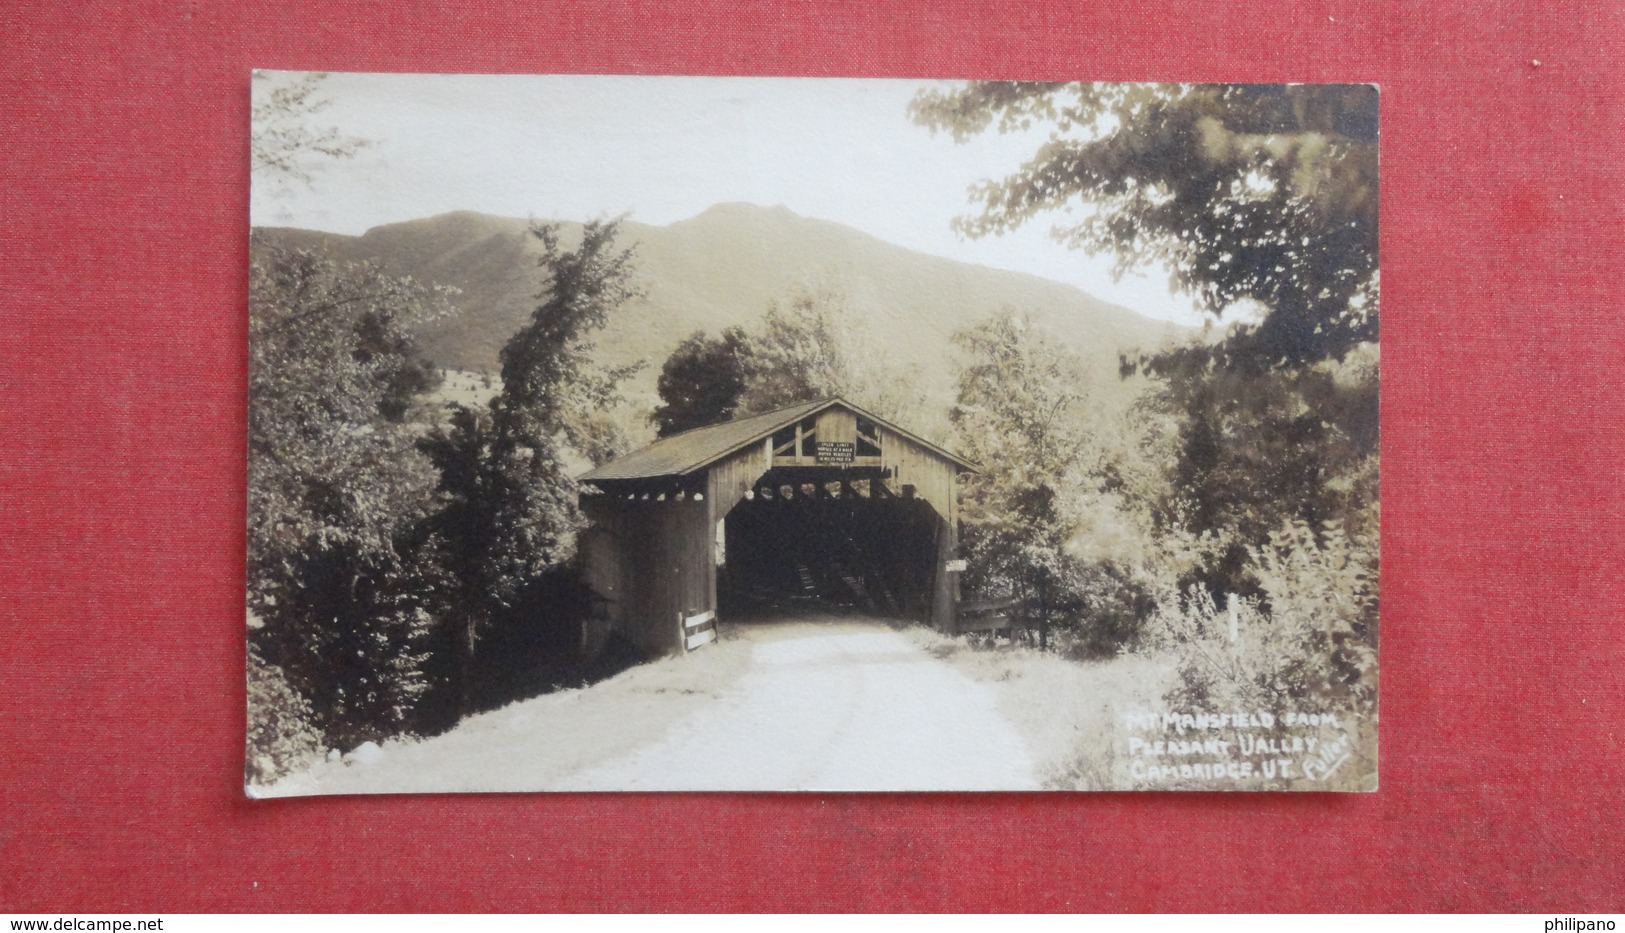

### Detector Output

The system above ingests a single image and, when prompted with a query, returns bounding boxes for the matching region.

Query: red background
[3,0,1622,913]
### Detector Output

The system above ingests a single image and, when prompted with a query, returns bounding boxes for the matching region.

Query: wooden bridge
[576,397,977,657]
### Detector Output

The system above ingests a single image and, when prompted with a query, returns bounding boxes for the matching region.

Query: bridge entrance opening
[718,468,942,621]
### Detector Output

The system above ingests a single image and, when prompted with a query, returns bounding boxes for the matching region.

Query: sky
[251,72,1207,326]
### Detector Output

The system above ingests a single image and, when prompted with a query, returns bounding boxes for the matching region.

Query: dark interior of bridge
[718,471,941,621]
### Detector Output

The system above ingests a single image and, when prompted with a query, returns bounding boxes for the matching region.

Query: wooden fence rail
[680,608,717,652]
[955,596,1021,634]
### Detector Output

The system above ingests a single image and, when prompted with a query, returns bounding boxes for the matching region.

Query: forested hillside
[253,203,1188,411]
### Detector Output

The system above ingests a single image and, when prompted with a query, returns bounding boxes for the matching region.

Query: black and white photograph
[246,73,1379,794]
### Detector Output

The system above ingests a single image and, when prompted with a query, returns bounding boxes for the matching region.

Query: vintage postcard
[246,73,1378,794]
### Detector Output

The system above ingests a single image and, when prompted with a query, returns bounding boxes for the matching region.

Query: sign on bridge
[814,441,855,465]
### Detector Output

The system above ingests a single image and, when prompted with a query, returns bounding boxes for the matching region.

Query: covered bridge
[577,397,977,658]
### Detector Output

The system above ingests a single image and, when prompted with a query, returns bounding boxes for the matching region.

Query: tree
[951,312,1096,650]
[914,82,1379,703]
[417,218,643,715]
[911,83,1378,370]
[652,327,749,437]
[251,72,371,189]
[248,76,423,758]
[246,247,453,750]
[247,248,450,589]
[735,285,860,414]
[914,81,1381,562]
[1151,349,1379,597]
[732,284,927,425]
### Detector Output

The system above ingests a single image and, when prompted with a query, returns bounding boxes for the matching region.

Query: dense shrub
[1251,516,1378,708]
[1068,563,1157,659]
[248,247,450,757]
[245,646,324,784]
[250,542,435,751]
[1138,516,1377,715]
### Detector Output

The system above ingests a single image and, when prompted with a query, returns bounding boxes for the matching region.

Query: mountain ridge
[251,204,1190,412]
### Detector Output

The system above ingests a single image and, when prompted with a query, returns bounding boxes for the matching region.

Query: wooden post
[930,511,957,633]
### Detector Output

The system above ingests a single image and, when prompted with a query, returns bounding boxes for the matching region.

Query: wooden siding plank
[817,408,856,445]
[708,443,768,519]
[878,425,956,524]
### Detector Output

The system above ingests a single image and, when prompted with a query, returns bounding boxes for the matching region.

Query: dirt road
[558,618,1039,791]
[259,615,1038,796]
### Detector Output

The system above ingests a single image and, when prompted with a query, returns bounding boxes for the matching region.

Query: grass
[898,627,1176,790]
[427,368,501,411]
